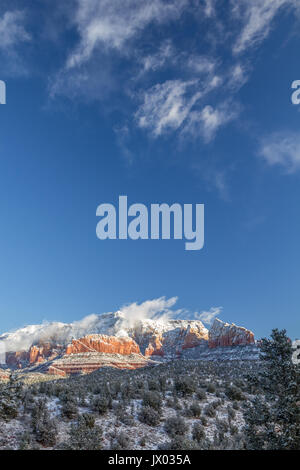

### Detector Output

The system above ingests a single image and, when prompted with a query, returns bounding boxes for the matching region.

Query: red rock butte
[65,334,141,355]
[208,319,255,348]
[1,316,256,376]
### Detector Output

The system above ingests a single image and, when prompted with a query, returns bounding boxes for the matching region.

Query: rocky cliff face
[6,350,30,368]
[0,314,256,375]
[208,319,255,348]
[130,319,208,357]
[6,343,64,368]
[65,334,140,355]
[0,369,10,381]
[48,352,150,377]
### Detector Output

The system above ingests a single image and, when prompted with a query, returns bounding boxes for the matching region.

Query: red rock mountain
[1,315,255,376]
[131,320,209,357]
[208,318,255,348]
[6,343,64,369]
[0,369,10,381]
[65,334,140,355]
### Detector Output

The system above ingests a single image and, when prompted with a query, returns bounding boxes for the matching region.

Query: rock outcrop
[48,352,150,376]
[65,334,140,356]
[208,319,255,348]
[6,350,29,368]
[0,313,256,376]
[131,319,208,358]
[0,369,10,381]
[6,343,63,368]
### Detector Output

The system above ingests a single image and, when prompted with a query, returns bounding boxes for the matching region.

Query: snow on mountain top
[0,311,124,353]
[0,312,207,353]
[0,297,210,353]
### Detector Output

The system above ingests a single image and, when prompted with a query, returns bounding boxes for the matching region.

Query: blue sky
[0,0,299,339]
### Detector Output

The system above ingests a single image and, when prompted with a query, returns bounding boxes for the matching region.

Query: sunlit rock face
[6,343,64,368]
[6,350,30,368]
[0,369,10,381]
[208,319,255,348]
[0,313,257,376]
[65,334,141,355]
[130,320,209,357]
[48,352,150,376]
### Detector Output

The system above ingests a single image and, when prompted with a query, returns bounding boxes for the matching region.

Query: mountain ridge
[0,313,256,375]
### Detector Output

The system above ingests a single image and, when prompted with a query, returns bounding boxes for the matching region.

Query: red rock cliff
[133,320,209,357]
[208,318,255,348]
[65,334,141,355]
[6,343,63,368]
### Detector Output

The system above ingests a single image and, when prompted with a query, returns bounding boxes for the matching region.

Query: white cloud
[49,0,300,148]
[227,63,248,90]
[135,70,225,138]
[259,132,300,173]
[232,0,298,55]
[140,40,175,73]
[186,55,218,75]
[0,10,30,49]
[196,306,223,326]
[183,101,239,142]
[0,10,31,76]
[119,296,178,329]
[66,0,187,69]
[1,297,214,352]
[136,79,202,136]
[203,0,216,18]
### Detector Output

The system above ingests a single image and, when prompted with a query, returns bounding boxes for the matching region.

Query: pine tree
[31,398,57,447]
[0,374,22,421]
[66,414,102,450]
[244,329,300,449]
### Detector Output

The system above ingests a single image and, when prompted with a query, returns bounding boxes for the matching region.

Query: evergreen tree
[31,398,57,447]
[0,374,22,421]
[66,414,102,450]
[244,329,300,449]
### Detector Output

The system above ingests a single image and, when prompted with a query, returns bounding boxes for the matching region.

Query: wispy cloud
[46,0,300,160]
[232,0,298,55]
[65,0,187,69]
[0,9,31,75]
[183,101,239,143]
[203,0,217,18]
[259,131,300,173]
[139,39,176,74]
[119,296,179,329]
[135,79,202,136]
[227,63,249,90]
[195,306,223,326]
[0,296,218,351]
[0,10,30,48]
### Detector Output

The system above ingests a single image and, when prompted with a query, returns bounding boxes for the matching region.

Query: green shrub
[142,391,162,411]
[164,415,188,437]
[138,406,160,426]
[192,422,205,442]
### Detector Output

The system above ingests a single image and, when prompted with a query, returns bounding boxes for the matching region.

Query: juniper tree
[66,414,102,450]
[142,391,162,411]
[244,329,300,450]
[0,374,22,421]
[31,398,57,447]
[164,415,188,437]
[138,405,160,426]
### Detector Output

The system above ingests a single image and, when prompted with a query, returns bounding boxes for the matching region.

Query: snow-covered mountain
[0,311,256,374]
[0,311,126,353]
